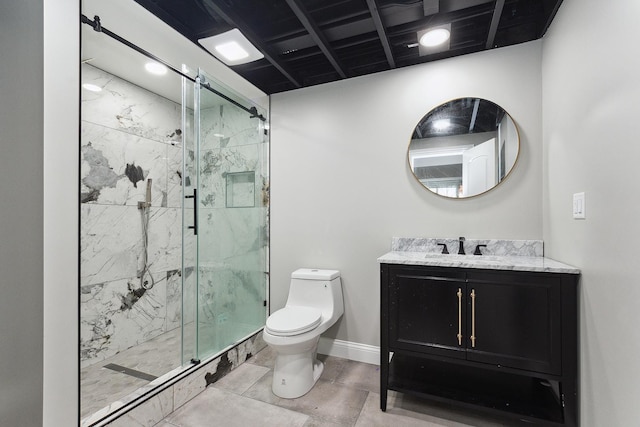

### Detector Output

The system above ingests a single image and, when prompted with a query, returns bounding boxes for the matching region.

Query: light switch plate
[573,192,586,219]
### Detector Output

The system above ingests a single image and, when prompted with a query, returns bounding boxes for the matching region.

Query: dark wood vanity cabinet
[381,264,578,426]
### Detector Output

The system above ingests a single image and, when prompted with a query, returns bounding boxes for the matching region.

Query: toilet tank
[287,269,343,319]
[291,268,340,281]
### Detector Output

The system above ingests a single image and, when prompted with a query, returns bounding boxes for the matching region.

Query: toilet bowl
[263,268,344,398]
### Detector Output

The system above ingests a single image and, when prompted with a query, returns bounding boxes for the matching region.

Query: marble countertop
[377,251,580,274]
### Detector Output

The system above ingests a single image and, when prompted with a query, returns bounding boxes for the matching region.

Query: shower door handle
[186,189,197,235]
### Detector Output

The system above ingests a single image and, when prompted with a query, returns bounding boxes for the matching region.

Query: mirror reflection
[408,98,519,198]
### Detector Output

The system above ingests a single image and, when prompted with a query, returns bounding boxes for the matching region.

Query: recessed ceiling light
[215,41,249,62]
[82,83,102,92]
[145,62,168,75]
[433,119,451,130]
[417,24,451,56]
[419,28,451,47]
[199,29,264,66]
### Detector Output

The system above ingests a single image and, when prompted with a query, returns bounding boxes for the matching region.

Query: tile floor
[157,346,518,427]
[81,328,183,418]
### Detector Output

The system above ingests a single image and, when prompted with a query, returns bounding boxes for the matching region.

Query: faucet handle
[437,243,449,254]
[474,244,487,256]
[458,237,466,255]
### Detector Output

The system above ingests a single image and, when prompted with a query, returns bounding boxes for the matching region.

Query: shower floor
[80,321,263,421]
[80,327,182,420]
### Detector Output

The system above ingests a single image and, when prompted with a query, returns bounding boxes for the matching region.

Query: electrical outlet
[573,192,586,219]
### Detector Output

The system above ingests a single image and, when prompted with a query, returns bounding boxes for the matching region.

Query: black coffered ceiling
[133,0,563,94]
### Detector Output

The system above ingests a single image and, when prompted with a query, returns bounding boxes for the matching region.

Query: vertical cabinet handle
[185,189,197,235]
[457,288,463,345]
[470,289,476,348]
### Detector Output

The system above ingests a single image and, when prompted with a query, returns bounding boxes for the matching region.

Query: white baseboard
[317,337,380,365]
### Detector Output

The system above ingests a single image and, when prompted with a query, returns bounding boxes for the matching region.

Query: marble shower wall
[80,64,185,367]
[80,64,269,367]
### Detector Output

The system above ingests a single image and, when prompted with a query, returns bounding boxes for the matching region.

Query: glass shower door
[181,72,198,365]
[187,70,268,361]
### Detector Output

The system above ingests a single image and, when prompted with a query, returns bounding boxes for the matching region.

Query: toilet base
[271,351,324,399]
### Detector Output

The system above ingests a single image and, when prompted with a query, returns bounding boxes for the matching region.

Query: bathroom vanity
[378,239,580,426]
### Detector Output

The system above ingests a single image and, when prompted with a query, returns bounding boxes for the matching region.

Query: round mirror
[408,98,519,198]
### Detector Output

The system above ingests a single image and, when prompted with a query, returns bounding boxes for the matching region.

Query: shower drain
[103,363,158,382]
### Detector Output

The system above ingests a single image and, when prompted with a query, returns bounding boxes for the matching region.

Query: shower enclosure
[80,19,268,423]
[183,69,269,364]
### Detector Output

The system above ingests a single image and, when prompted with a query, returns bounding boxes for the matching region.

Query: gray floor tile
[152,348,520,427]
[333,359,379,393]
[246,344,277,368]
[357,391,509,427]
[165,387,309,427]
[212,362,271,395]
[243,370,368,426]
[316,354,349,383]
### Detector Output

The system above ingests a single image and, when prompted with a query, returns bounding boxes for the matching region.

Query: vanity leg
[380,347,388,411]
[380,264,389,412]
[562,379,578,427]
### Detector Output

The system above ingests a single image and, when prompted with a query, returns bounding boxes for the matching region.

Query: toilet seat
[266,306,322,336]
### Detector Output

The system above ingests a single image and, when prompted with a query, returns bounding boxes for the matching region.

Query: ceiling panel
[131,0,564,94]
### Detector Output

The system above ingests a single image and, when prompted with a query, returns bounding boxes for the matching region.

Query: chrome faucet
[458,237,466,255]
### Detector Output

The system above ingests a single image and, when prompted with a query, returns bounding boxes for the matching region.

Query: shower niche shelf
[225,171,255,208]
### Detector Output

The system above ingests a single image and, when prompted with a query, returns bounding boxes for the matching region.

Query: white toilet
[263,268,344,398]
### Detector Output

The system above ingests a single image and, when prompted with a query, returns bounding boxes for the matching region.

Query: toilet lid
[266,306,322,336]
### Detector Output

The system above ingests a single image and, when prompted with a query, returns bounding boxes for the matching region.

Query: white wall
[542,0,640,425]
[271,41,543,347]
[0,2,45,426]
[42,0,80,425]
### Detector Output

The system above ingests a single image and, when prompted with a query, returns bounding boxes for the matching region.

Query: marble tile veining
[391,237,544,257]
[378,251,580,274]
[82,330,266,426]
[81,327,182,421]
[81,62,270,426]
[82,64,182,145]
[81,121,171,207]
[385,237,579,274]
[200,104,265,150]
[81,62,185,371]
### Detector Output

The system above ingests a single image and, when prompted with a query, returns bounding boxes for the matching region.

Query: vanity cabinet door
[465,271,562,375]
[388,266,467,359]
